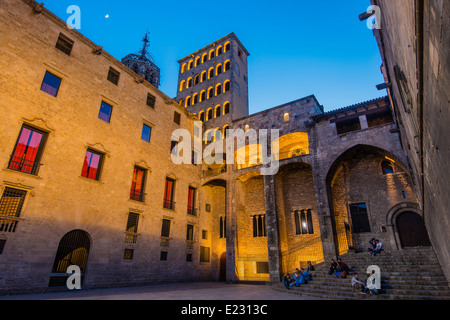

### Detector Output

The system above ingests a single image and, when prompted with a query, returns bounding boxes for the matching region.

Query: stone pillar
[225,178,237,283]
[263,174,282,283]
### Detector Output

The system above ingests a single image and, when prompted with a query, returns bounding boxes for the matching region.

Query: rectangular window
[81,149,103,180]
[200,246,210,263]
[160,251,168,261]
[0,239,6,254]
[55,33,74,55]
[349,203,371,233]
[171,140,179,156]
[9,125,47,175]
[163,178,175,210]
[147,93,156,108]
[123,249,134,260]
[367,109,394,127]
[256,262,269,274]
[126,212,140,234]
[107,67,120,85]
[202,230,208,240]
[98,101,113,123]
[174,112,181,125]
[161,219,171,237]
[130,167,146,202]
[335,117,361,135]
[41,71,61,97]
[187,187,196,215]
[141,124,152,143]
[0,187,27,217]
[186,254,193,262]
[186,224,194,241]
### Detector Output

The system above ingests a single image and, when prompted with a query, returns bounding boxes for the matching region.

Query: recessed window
[202,230,208,240]
[124,249,134,260]
[381,161,394,174]
[284,113,290,123]
[187,187,196,216]
[0,187,27,218]
[55,33,74,55]
[107,67,120,85]
[349,203,371,233]
[98,101,113,123]
[41,71,61,97]
[81,149,103,180]
[160,251,168,261]
[9,125,47,176]
[0,239,6,254]
[141,124,152,143]
[186,224,194,241]
[252,214,266,238]
[256,262,269,274]
[219,216,226,239]
[174,112,181,125]
[200,246,210,263]
[336,117,361,135]
[161,219,171,238]
[163,178,176,210]
[186,254,193,262]
[147,93,156,108]
[130,167,146,202]
[294,209,314,235]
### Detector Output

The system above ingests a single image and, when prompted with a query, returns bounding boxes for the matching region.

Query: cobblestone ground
[0,282,319,300]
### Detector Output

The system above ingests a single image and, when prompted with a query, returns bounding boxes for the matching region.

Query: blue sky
[42,0,386,114]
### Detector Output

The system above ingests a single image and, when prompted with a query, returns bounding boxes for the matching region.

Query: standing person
[351,273,365,293]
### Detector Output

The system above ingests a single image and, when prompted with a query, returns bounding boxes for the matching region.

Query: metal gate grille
[49,230,90,288]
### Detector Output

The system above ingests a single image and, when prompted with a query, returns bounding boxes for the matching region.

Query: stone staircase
[273,247,450,300]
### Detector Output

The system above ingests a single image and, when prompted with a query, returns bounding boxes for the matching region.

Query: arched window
[202,53,208,63]
[224,80,230,92]
[204,129,213,144]
[185,96,191,107]
[214,128,222,142]
[216,64,223,76]
[245,124,249,132]
[223,102,230,115]
[222,125,229,138]
[224,41,231,52]
[215,105,221,118]
[201,71,207,82]
[179,99,184,107]
[208,67,214,79]
[187,77,192,89]
[382,160,394,174]
[207,87,214,99]
[216,45,223,56]
[224,60,231,72]
[209,49,215,60]
[200,90,206,102]
[187,60,193,70]
[194,74,199,85]
[199,111,205,122]
[192,93,198,105]
[284,113,290,122]
[179,80,185,92]
[216,84,222,96]
[207,108,213,121]
[194,57,200,67]
[181,63,187,73]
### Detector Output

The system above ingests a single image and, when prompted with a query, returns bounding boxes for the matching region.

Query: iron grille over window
[126,212,139,234]
[147,93,156,108]
[107,67,120,85]
[0,187,27,217]
[55,33,74,55]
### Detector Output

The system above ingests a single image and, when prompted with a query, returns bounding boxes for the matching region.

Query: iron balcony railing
[187,207,198,216]
[163,199,176,210]
[8,155,42,176]
[129,189,146,202]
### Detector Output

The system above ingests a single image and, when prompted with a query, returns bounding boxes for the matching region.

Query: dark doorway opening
[396,212,431,248]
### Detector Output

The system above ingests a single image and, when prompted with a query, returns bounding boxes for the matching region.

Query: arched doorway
[49,230,91,288]
[396,212,431,248]
[219,252,227,282]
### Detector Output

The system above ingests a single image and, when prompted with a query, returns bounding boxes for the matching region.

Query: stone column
[225,177,237,283]
[263,174,282,283]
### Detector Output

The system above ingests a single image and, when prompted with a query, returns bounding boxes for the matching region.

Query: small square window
[186,254,193,262]
[174,112,181,125]
[160,251,168,261]
[98,101,113,123]
[147,93,156,108]
[41,71,61,97]
[0,187,27,218]
[55,33,74,55]
[205,204,211,212]
[124,249,134,260]
[142,124,152,142]
[107,67,120,85]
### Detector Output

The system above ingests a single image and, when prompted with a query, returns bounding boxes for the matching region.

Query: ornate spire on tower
[121,31,161,88]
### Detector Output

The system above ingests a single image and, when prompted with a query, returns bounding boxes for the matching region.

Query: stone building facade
[0,0,440,294]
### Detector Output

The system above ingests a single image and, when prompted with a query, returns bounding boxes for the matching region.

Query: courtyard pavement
[0,282,319,300]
